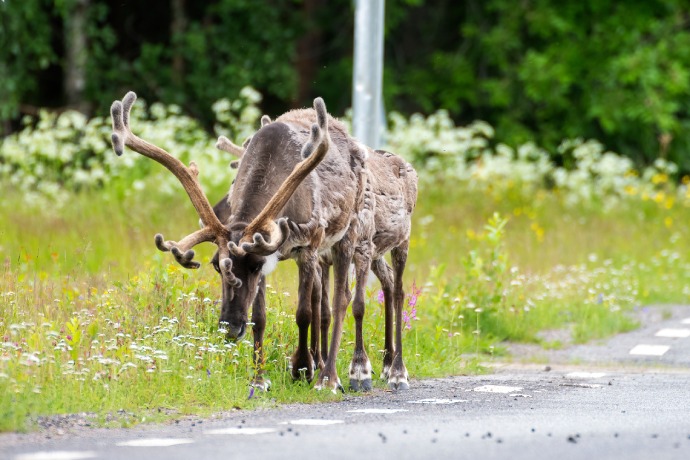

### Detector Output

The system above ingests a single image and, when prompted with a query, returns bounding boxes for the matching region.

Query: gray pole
[352,0,385,149]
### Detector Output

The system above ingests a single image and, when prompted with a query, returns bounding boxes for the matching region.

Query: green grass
[1,181,690,431]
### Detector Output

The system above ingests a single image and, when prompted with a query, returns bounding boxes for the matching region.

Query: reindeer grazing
[218,122,418,391]
[110,91,367,391]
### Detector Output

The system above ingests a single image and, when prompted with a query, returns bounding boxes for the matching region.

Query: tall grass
[1,182,689,431]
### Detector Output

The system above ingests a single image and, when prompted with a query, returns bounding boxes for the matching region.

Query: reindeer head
[111,92,329,340]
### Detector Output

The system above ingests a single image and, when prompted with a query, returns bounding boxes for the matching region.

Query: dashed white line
[15,452,97,460]
[629,344,670,356]
[473,385,523,393]
[280,419,344,426]
[347,409,409,414]
[565,372,607,379]
[204,427,276,435]
[408,398,467,405]
[116,438,194,447]
[655,328,690,338]
[561,383,604,388]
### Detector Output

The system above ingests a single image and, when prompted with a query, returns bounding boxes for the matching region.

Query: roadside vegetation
[1,91,689,431]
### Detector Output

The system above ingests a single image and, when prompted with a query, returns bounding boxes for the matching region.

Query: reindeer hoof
[388,380,410,391]
[349,378,373,392]
[314,373,343,394]
[251,378,271,392]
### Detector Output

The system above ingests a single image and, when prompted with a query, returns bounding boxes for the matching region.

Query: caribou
[110,91,366,391]
[216,121,418,391]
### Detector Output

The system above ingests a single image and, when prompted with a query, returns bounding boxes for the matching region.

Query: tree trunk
[171,0,187,87]
[294,0,324,108]
[64,0,90,114]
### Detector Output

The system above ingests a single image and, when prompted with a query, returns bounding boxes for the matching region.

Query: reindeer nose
[224,321,246,341]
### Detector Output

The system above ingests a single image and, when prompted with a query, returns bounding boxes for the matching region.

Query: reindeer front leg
[316,223,356,392]
[319,259,331,366]
[349,240,374,392]
[251,275,270,390]
[310,263,324,371]
[291,251,317,382]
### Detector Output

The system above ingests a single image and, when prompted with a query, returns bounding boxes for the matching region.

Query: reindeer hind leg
[388,241,410,390]
[372,257,395,380]
[349,242,373,392]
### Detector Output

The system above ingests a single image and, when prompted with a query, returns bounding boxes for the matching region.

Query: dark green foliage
[3,0,690,171]
[385,0,690,170]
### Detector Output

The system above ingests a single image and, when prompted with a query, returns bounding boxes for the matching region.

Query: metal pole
[352,0,385,149]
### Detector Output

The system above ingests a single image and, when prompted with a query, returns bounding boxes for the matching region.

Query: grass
[1,180,690,431]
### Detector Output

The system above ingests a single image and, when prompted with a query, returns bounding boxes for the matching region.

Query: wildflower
[402,306,417,330]
[377,290,385,304]
[407,281,421,308]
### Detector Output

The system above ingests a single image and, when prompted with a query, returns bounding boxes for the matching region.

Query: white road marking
[280,419,344,426]
[473,385,523,393]
[561,383,604,388]
[347,409,408,414]
[204,427,276,435]
[408,398,467,405]
[565,372,607,379]
[116,438,194,447]
[629,344,670,356]
[15,452,97,460]
[681,318,690,325]
[655,328,690,338]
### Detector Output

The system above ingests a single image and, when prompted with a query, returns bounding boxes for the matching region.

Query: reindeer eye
[212,261,220,273]
[251,264,262,274]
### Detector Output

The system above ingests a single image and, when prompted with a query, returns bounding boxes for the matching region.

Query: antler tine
[242,97,330,246]
[215,135,245,157]
[219,258,242,288]
[240,218,290,256]
[154,227,215,269]
[261,115,272,127]
[110,91,227,238]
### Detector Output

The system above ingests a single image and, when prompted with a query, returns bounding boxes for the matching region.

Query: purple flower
[402,311,411,330]
[248,387,255,399]
[377,290,385,304]
[407,281,421,308]
[206,369,211,378]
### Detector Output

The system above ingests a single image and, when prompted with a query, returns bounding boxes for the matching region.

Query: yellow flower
[651,173,668,185]
[664,196,674,210]
[530,222,545,242]
[624,185,638,196]
[664,217,673,228]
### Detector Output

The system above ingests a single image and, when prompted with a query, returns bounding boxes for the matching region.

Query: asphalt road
[2,305,689,460]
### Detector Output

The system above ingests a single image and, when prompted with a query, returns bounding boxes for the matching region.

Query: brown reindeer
[322,149,418,391]
[217,124,418,391]
[110,92,366,391]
